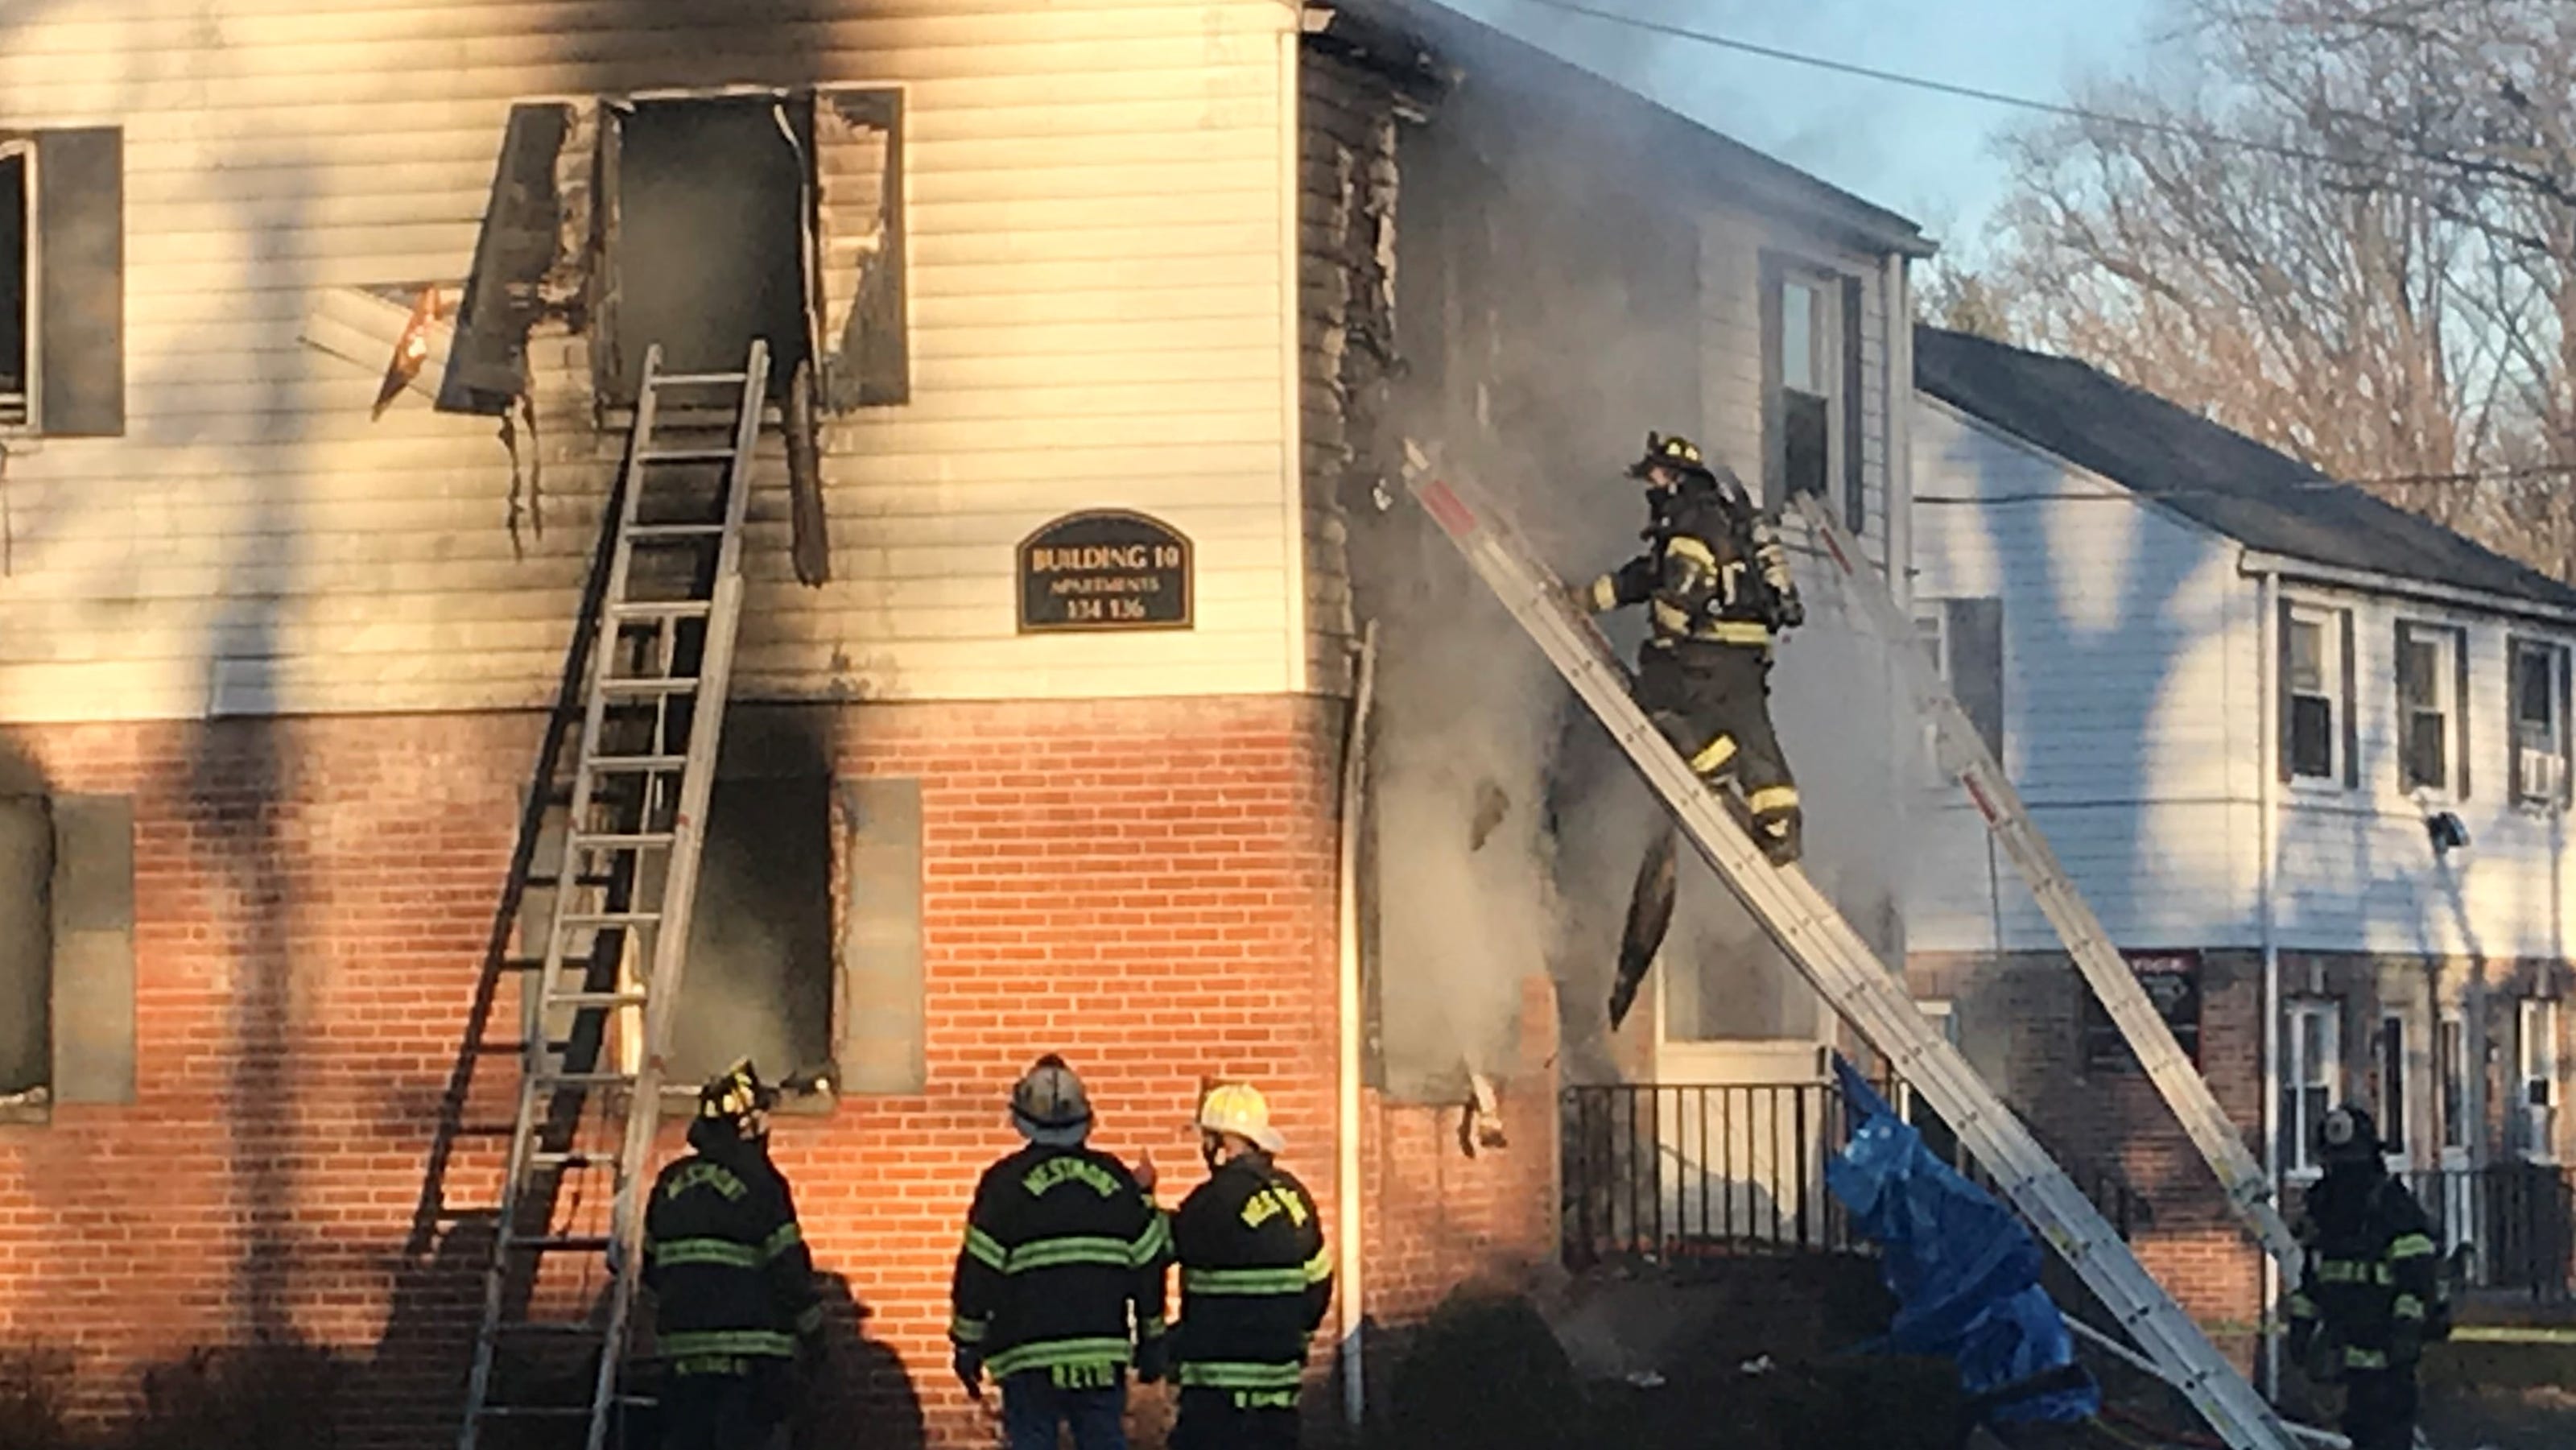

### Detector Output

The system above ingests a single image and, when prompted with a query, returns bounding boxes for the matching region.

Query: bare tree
[1960,0,2576,576]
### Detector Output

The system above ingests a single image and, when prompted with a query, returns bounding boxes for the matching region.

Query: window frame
[2520,997,2561,1163]
[2509,636,2571,810]
[1913,603,1948,787]
[2439,1011,2470,1159]
[2376,1010,2409,1167]
[2282,998,2343,1180]
[1761,251,1862,531]
[2395,618,2467,799]
[2285,602,2348,788]
[0,136,36,434]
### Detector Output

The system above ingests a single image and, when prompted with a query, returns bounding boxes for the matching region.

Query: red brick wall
[1907,950,2266,1362]
[0,695,1391,1449]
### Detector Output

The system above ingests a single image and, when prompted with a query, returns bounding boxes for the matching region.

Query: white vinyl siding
[0,0,1302,721]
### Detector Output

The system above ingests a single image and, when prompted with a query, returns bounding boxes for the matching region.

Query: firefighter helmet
[2317,1105,2381,1163]
[1627,430,1715,484]
[1011,1053,1095,1146]
[697,1058,776,1138]
[1195,1081,1286,1152]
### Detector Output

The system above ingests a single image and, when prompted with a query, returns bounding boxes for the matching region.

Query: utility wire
[1505,0,2387,171]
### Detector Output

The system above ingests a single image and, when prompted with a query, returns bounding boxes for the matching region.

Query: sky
[1448,0,2163,261]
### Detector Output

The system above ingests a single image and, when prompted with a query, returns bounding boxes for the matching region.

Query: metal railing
[2314,1166,2576,1303]
[1562,1081,2152,1270]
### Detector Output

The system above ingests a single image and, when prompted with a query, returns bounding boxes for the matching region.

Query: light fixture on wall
[2428,811,2471,857]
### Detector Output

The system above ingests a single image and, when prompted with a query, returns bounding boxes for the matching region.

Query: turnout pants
[657,1361,790,1450]
[1635,641,1799,850]
[999,1370,1129,1450]
[2340,1368,2419,1450]
[1170,1387,1299,1450]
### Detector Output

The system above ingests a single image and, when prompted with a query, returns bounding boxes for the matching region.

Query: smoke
[1355,35,1917,1092]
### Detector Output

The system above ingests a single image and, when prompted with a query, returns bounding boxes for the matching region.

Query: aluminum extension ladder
[1402,461,2297,1450]
[459,341,772,1450]
[1786,491,2306,1283]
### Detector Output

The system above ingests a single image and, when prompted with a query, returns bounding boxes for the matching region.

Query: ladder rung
[505,1233,613,1254]
[547,990,652,1010]
[497,956,547,974]
[569,832,679,849]
[530,1149,611,1171]
[537,1070,637,1089]
[479,1396,657,1419]
[639,448,741,464]
[625,523,726,541]
[473,1039,568,1056]
[597,677,701,696]
[525,873,618,890]
[608,601,713,622]
[559,911,660,927]
[584,754,687,773]
[649,370,750,386]
[497,1321,609,1338]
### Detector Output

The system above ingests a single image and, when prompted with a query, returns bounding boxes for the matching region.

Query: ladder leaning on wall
[454,341,770,1450]
[1400,456,2300,1450]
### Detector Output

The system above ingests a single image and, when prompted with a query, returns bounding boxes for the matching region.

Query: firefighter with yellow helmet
[1169,1082,1333,1450]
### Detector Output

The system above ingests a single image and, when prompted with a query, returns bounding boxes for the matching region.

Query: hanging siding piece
[440,103,577,418]
[814,88,907,411]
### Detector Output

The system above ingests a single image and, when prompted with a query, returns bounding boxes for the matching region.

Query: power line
[1918,460,2576,506]
[1504,0,2364,170]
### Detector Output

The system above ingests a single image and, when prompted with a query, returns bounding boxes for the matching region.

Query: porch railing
[1561,1081,2153,1270]
[2361,1167,2576,1303]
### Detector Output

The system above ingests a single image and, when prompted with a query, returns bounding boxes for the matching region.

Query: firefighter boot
[1608,827,1679,1031]
[1755,805,1802,867]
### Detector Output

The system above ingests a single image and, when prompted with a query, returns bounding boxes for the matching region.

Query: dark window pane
[2405,711,2446,791]
[671,775,835,1085]
[2291,696,2334,777]
[0,151,25,407]
[2518,646,2554,733]
[1783,389,1828,498]
[0,797,52,1099]
[2400,635,2439,706]
[2380,1019,2406,1152]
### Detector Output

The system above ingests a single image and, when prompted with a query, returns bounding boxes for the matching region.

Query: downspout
[1884,254,1915,983]
[2256,565,2283,1397]
[1336,622,1381,1430]
[1278,16,1311,695]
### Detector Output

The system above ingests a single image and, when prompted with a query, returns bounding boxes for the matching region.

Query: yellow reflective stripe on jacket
[1177,1361,1305,1391]
[1701,620,1772,645]
[1588,575,1620,613]
[1133,1213,1172,1266]
[1006,1236,1141,1274]
[1665,535,1719,570]
[1302,1245,1335,1285]
[2392,1294,2426,1321]
[1139,1316,1169,1340]
[2343,1346,2389,1370]
[963,1225,1007,1270]
[1183,1266,1311,1296]
[984,1337,1135,1379]
[795,1303,825,1335]
[949,1314,990,1345]
[2315,1258,2392,1286]
[1747,786,1799,815]
[659,1329,799,1359]
[651,1238,763,1270]
[762,1222,805,1263]
[2388,1233,2438,1261]
[2287,1294,2319,1320]
[1690,735,1738,776]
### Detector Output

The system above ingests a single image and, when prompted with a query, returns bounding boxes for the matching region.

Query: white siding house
[1906,326,2576,1194]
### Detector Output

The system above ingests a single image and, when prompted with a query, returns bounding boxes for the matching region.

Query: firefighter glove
[1134,1333,1171,1386]
[1776,594,1805,630]
[953,1345,985,1396]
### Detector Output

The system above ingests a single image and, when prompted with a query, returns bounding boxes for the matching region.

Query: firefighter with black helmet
[1169,1082,1332,1450]
[1584,431,1806,1028]
[950,1054,1172,1450]
[2287,1105,2450,1450]
[642,1058,824,1450]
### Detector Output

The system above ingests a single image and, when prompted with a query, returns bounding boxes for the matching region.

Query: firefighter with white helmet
[1168,1082,1332,1450]
[949,1054,1172,1450]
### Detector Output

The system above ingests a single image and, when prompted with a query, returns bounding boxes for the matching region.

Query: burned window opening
[603,96,815,408]
[442,104,572,417]
[0,146,27,428]
[667,770,837,1091]
[0,795,50,1106]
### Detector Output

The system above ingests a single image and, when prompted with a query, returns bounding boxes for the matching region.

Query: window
[2510,638,2570,808]
[2376,1013,2408,1160]
[0,128,123,437]
[1913,598,2005,783]
[2281,602,2354,786]
[1,143,27,427]
[2520,998,2560,1162]
[666,771,837,1091]
[0,792,138,1122]
[2083,951,2203,1075]
[2282,1000,2343,1177]
[2440,1014,2469,1155]
[2396,621,2468,795]
[1763,254,1864,531]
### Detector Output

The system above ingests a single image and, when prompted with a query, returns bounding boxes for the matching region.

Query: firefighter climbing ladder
[1784,490,2308,1283]
[459,341,771,1450]
[1402,462,2297,1450]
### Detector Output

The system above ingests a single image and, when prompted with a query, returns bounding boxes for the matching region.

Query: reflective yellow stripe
[1183,1266,1311,1296]
[1302,1245,1335,1285]
[1589,575,1620,613]
[1652,601,1694,634]
[1666,535,1719,570]
[950,1315,990,1345]
[1007,1236,1139,1274]
[659,1330,799,1359]
[1690,735,1738,776]
[1701,621,1772,645]
[963,1225,1007,1270]
[762,1222,804,1263]
[2287,1295,2318,1319]
[1177,1361,1305,1391]
[2388,1233,2438,1261]
[1747,786,1799,816]
[2343,1347,2388,1370]
[985,1337,1135,1379]
[2392,1295,2425,1320]
[1131,1214,1172,1266]
[1139,1316,1168,1340]
[651,1238,762,1270]
[2318,1258,2392,1286]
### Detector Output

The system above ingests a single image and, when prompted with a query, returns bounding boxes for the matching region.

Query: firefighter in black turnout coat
[950,1054,1172,1450]
[2288,1106,2450,1450]
[642,1059,824,1450]
[1583,432,1806,1029]
[1170,1082,1332,1450]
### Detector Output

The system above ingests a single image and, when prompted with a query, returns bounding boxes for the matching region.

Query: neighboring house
[0,2,1926,1444]
[1906,324,2576,1348]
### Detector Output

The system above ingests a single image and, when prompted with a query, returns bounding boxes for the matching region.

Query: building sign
[1017,510,1194,633]
[2083,950,2203,1074]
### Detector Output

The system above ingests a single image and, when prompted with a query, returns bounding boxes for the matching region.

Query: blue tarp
[1823,1055,2102,1427]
